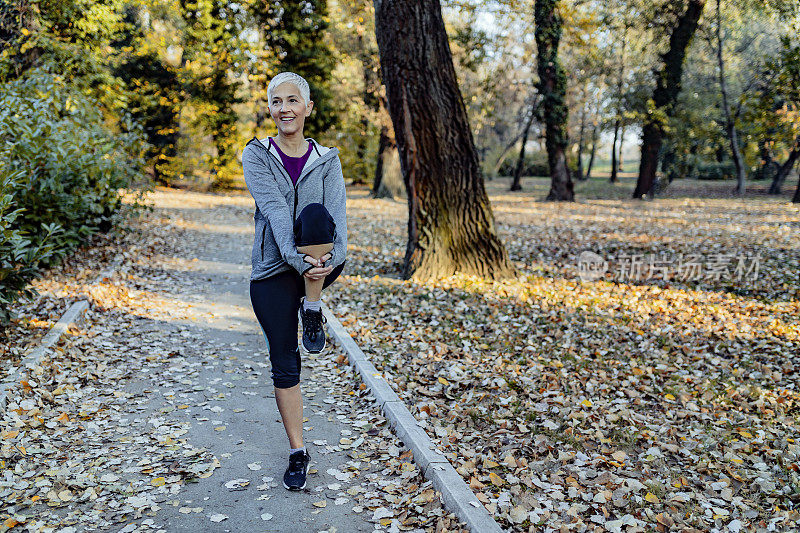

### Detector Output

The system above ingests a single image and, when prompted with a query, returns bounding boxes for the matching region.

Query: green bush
[693,161,737,180]
[0,67,147,325]
[498,150,550,177]
[0,172,63,324]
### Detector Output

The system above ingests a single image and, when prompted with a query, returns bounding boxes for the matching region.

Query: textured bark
[373,0,516,281]
[535,0,574,201]
[576,102,587,181]
[715,0,746,195]
[634,0,706,199]
[618,124,626,171]
[794,172,800,203]
[372,120,391,196]
[769,140,800,194]
[511,105,536,191]
[610,119,620,183]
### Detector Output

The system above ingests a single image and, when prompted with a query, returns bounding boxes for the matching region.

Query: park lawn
[326,177,799,532]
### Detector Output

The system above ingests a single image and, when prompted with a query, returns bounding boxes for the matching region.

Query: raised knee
[298,202,329,220]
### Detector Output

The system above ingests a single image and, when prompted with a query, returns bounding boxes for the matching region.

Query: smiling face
[269,82,314,137]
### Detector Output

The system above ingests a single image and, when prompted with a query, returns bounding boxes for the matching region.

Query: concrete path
[112,193,377,532]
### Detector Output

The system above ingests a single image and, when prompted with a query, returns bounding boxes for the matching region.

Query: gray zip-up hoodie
[241,136,347,281]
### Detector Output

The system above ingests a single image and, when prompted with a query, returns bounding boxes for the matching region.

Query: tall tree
[535,0,574,201]
[112,4,181,185]
[633,0,706,198]
[252,0,338,138]
[713,0,746,195]
[180,0,244,188]
[511,102,537,191]
[763,35,800,198]
[372,0,516,280]
[609,33,627,184]
[372,92,405,199]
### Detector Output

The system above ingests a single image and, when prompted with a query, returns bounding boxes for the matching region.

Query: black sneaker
[283,449,311,490]
[300,299,327,353]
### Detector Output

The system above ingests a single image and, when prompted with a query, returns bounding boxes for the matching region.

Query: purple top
[270,137,313,186]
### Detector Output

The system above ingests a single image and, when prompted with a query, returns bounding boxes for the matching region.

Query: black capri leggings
[250,203,344,388]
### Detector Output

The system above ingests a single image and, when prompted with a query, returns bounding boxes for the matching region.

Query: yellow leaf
[4,517,22,527]
[151,477,166,486]
[313,500,327,508]
[489,472,505,486]
[664,393,676,401]
[214,426,226,431]
[437,377,450,386]
[644,492,660,503]
[738,430,753,439]
[581,399,592,408]
[177,405,189,409]
[2,430,19,439]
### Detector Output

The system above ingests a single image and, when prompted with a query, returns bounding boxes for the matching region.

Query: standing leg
[275,385,303,449]
[250,272,304,449]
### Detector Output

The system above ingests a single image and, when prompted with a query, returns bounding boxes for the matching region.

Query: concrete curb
[0,264,118,410]
[322,305,505,533]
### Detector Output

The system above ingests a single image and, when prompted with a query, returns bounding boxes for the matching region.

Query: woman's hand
[303,253,333,280]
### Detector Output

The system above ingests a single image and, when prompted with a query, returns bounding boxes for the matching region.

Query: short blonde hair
[267,72,311,106]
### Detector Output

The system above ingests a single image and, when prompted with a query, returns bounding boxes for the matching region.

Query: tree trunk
[535,0,574,201]
[793,171,800,203]
[576,101,587,181]
[769,140,800,194]
[353,30,379,185]
[372,122,391,197]
[633,0,706,199]
[511,105,536,191]
[492,95,539,179]
[610,33,627,183]
[715,0,746,195]
[586,124,598,179]
[372,94,405,199]
[373,0,516,281]
[492,135,523,178]
[618,124,625,171]
[610,119,620,183]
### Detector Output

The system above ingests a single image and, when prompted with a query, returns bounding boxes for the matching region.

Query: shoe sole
[302,335,326,354]
[283,461,311,491]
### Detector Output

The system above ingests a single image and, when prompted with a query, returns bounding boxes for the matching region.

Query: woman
[241,71,347,491]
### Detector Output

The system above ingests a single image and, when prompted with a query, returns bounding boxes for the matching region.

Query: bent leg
[294,203,337,302]
[297,243,333,301]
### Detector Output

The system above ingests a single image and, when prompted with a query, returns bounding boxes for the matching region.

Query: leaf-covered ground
[324,177,800,532]
[1,189,467,532]
[2,178,797,532]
